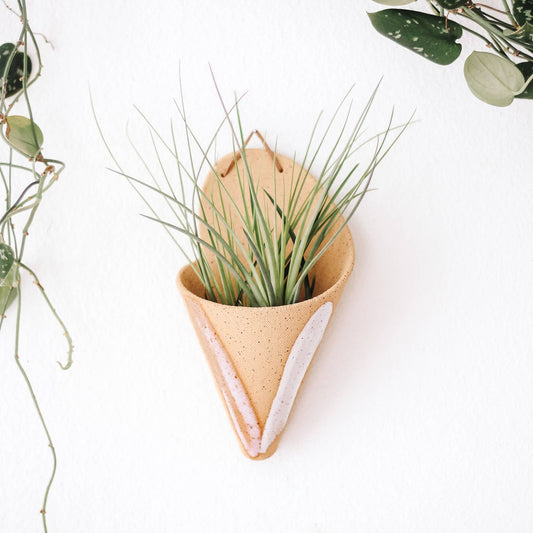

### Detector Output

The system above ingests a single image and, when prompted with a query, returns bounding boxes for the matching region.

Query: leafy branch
[368,0,533,106]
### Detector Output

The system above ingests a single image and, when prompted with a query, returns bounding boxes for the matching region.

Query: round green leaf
[372,0,416,5]
[0,263,18,313]
[0,42,32,98]
[513,0,533,26]
[464,52,525,106]
[5,115,43,158]
[0,243,14,283]
[435,0,467,8]
[368,9,463,65]
[516,62,533,99]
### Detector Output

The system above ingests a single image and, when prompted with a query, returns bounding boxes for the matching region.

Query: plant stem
[464,8,533,60]
[500,0,517,26]
[14,282,56,533]
[457,21,497,49]
[17,161,42,259]
[425,0,439,15]
[0,180,38,226]
[477,9,515,31]
[1,2,72,530]
[18,262,73,369]
[474,3,508,17]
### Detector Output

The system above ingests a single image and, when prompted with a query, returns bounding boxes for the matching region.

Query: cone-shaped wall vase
[177,147,355,460]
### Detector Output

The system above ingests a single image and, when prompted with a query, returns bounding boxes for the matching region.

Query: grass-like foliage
[97,75,411,307]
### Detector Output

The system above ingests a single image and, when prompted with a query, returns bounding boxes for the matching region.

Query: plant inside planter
[368,0,533,107]
[1,0,72,529]
[97,77,411,458]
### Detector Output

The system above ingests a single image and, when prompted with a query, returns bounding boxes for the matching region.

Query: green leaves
[435,0,467,8]
[367,0,533,108]
[0,42,32,98]
[516,62,533,99]
[513,0,533,26]
[0,243,15,282]
[5,115,43,158]
[464,52,527,106]
[103,81,408,306]
[368,9,463,65]
[0,266,18,312]
[0,244,17,313]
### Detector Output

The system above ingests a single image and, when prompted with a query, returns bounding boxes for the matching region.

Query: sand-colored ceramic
[176,147,355,459]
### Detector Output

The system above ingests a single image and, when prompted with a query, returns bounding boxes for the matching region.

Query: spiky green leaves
[464,52,533,106]
[0,43,32,98]
[0,244,17,312]
[368,9,463,65]
[5,115,43,158]
[102,82,410,307]
[513,0,533,26]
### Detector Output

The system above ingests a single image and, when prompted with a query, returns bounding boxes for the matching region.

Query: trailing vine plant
[1,1,73,530]
[368,0,533,106]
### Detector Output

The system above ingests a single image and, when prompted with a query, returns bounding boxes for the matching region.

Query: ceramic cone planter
[176,144,355,460]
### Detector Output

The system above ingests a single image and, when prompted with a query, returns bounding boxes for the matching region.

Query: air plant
[96,76,411,307]
[1,1,72,531]
[368,0,533,106]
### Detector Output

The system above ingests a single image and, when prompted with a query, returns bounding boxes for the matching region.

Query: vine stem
[0,2,72,531]
[457,21,498,49]
[14,281,56,533]
[463,8,533,60]
[500,0,517,26]
[473,3,508,16]
[18,261,73,369]
[425,0,439,15]
[17,160,42,259]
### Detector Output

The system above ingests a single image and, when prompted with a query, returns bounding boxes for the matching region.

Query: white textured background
[1,1,532,532]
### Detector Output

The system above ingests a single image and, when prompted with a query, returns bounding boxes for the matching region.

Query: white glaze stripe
[221,389,250,452]
[260,302,333,454]
[190,301,261,458]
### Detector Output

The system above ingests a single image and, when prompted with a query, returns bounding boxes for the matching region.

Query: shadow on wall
[288,215,441,443]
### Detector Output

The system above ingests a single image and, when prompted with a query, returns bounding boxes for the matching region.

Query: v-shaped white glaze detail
[260,301,332,452]
[190,300,332,457]
[190,301,262,457]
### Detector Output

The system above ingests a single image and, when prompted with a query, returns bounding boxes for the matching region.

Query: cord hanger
[220,130,283,177]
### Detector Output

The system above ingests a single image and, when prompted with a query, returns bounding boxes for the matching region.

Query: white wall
[1,1,532,531]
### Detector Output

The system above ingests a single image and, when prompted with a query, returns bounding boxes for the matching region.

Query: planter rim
[176,225,355,312]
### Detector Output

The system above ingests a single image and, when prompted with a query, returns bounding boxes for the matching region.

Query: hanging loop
[220,130,283,177]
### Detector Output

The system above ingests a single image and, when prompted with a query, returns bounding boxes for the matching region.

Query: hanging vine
[1,1,73,531]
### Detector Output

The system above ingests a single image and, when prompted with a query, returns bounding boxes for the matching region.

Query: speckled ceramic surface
[176,148,355,459]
